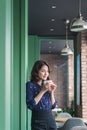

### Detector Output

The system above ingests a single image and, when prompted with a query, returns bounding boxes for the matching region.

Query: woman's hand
[41,80,57,105]
[42,80,53,92]
[49,82,57,93]
[43,80,57,93]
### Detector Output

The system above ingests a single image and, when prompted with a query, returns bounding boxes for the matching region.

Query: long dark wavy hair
[30,60,50,82]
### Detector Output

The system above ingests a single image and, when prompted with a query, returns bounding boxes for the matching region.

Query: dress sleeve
[26,82,36,110]
[51,100,58,109]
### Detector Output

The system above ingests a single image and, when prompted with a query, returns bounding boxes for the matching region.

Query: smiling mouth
[43,76,47,79]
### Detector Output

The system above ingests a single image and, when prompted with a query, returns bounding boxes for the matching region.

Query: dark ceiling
[28,0,87,37]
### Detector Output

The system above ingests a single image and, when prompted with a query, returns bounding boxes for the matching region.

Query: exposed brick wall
[81,33,87,118]
[68,55,74,107]
[76,105,82,117]
[41,54,74,109]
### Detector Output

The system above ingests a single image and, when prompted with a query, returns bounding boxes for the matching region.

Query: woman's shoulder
[26,81,37,87]
[26,81,33,86]
[26,81,34,90]
[26,81,38,91]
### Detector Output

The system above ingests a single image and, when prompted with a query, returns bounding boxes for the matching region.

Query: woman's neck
[37,80,42,86]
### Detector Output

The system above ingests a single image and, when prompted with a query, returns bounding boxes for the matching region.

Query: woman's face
[38,65,49,81]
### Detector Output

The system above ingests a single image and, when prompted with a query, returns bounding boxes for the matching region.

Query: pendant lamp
[70,0,87,32]
[61,20,73,55]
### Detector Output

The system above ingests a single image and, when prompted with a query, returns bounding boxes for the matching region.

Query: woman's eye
[41,70,44,72]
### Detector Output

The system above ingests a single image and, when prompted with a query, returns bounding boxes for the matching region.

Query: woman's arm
[50,91,56,105]
[34,81,55,104]
[34,88,47,104]
[26,82,49,109]
[49,82,57,105]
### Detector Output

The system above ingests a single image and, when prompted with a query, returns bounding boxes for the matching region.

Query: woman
[26,60,57,130]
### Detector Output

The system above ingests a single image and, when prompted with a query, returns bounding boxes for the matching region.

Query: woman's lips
[43,76,47,79]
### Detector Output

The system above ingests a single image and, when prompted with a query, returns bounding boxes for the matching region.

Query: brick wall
[81,33,87,118]
[41,54,74,109]
[76,105,82,117]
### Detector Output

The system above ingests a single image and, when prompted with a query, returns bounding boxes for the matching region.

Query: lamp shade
[61,43,73,55]
[70,16,87,32]
[70,0,87,32]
